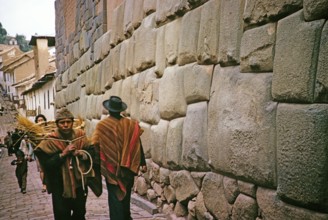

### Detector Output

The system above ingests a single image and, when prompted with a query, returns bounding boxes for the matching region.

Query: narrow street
[0,148,168,220]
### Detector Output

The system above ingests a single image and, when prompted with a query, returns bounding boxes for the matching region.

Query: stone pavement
[0,148,168,220]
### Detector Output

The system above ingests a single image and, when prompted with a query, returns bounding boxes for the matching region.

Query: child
[11,150,28,194]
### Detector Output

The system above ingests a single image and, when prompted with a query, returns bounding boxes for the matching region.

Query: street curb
[131,193,158,215]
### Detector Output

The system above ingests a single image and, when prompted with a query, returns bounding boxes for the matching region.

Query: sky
[0,0,56,41]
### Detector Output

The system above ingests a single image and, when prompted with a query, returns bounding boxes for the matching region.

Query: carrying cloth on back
[35,128,94,198]
[92,116,143,201]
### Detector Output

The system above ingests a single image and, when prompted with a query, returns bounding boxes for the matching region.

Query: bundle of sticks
[16,114,85,147]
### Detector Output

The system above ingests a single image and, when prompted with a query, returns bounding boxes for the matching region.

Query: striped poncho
[35,128,93,198]
[92,116,143,200]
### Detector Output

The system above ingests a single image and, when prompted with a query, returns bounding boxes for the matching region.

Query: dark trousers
[17,171,27,190]
[51,187,87,220]
[106,181,133,220]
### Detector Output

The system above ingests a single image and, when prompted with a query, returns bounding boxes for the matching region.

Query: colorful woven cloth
[92,116,143,200]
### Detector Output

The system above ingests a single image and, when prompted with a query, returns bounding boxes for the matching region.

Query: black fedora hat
[103,96,127,112]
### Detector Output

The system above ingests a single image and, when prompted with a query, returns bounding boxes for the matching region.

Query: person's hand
[62,144,76,156]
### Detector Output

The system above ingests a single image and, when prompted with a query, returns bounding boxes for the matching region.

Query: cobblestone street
[0,148,167,220]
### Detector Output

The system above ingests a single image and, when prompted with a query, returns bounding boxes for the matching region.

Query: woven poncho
[92,116,142,200]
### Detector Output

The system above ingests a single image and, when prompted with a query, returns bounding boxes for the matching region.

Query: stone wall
[54,0,328,219]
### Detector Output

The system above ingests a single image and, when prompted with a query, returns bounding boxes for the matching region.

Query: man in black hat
[92,96,147,220]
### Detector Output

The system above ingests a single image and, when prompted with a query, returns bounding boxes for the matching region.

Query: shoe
[21,189,26,194]
[42,189,46,193]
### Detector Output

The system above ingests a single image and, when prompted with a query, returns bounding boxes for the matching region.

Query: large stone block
[140,121,152,158]
[155,26,166,77]
[159,66,187,120]
[165,18,181,65]
[316,22,328,103]
[144,0,156,15]
[170,170,199,203]
[121,76,132,115]
[134,14,156,72]
[138,68,160,124]
[197,0,220,64]
[178,7,201,66]
[219,0,244,66]
[151,119,169,166]
[155,0,189,25]
[243,0,303,28]
[231,194,257,220]
[208,66,277,187]
[130,74,141,120]
[110,2,125,47]
[272,10,325,103]
[277,103,328,211]
[182,63,213,104]
[304,0,328,21]
[257,187,328,219]
[125,36,137,76]
[166,117,184,169]
[240,23,276,73]
[182,102,209,171]
[201,172,231,219]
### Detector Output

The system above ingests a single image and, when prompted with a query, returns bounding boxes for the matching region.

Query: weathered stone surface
[276,103,328,211]
[85,67,95,95]
[208,66,277,187]
[80,49,92,72]
[164,185,176,203]
[257,187,328,220]
[62,69,69,88]
[121,76,132,115]
[155,0,190,25]
[159,66,187,120]
[170,170,199,203]
[165,18,181,65]
[132,0,144,30]
[150,120,169,166]
[147,188,157,201]
[139,121,151,157]
[240,23,276,72]
[110,3,125,47]
[195,192,212,220]
[174,201,188,217]
[138,68,160,124]
[123,0,135,37]
[166,117,184,169]
[197,0,220,64]
[315,22,328,103]
[155,26,166,77]
[93,35,103,63]
[243,0,303,28]
[219,0,244,66]
[201,172,231,220]
[125,37,137,76]
[119,41,128,79]
[182,102,209,171]
[178,6,201,66]
[303,0,328,21]
[272,10,325,103]
[159,167,170,185]
[237,180,256,198]
[150,161,161,183]
[152,181,163,196]
[135,176,148,196]
[182,63,213,104]
[231,194,257,220]
[94,63,103,95]
[190,172,206,189]
[111,44,121,81]
[144,0,156,15]
[134,14,156,72]
[130,74,141,120]
[223,176,239,204]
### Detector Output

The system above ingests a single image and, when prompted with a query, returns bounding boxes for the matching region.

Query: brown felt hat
[103,96,127,113]
[55,108,74,122]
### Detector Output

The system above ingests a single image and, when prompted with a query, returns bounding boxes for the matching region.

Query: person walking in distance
[34,108,95,220]
[92,96,147,220]
[34,114,48,192]
[11,149,28,194]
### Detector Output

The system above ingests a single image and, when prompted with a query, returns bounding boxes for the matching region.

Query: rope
[75,149,93,196]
